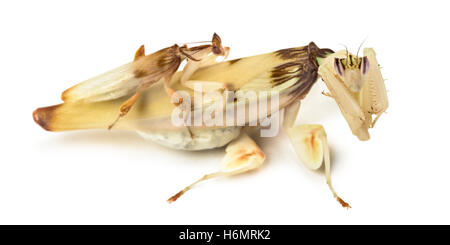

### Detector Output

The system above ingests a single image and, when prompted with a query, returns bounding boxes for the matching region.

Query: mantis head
[334,54,369,93]
[319,48,388,141]
[211,32,228,56]
[179,33,229,61]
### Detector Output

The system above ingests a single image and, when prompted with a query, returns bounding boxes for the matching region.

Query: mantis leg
[283,101,350,208]
[108,88,143,129]
[163,74,179,104]
[167,132,265,203]
[360,48,388,128]
[180,48,230,92]
[321,91,333,98]
[319,58,370,141]
[318,48,388,140]
[107,45,154,129]
[108,77,160,130]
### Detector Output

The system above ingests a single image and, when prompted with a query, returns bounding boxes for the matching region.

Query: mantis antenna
[177,40,212,46]
[356,37,368,58]
[179,48,201,61]
[338,43,350,61]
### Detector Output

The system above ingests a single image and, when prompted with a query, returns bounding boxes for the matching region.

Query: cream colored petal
[61,62,140,103]
[286,124,325,170]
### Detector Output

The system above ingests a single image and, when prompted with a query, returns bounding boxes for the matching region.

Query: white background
[1,0,449,224]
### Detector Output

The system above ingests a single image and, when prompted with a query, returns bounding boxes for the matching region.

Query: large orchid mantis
[33,35,387,208]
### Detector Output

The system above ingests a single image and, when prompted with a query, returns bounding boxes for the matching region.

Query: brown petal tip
[33,105,59,131]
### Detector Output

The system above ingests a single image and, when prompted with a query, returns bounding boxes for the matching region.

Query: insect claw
[369,113,383,128]
[167,190,185,203]
[327,180,351,209]
[167,173,222,203]
[337,197,351,209]
[108,117,120,130]
[321,91,333,98]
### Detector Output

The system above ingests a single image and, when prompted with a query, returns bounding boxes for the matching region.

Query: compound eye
[334,58,345,76]
[212,45,222,55]
[361,56,370,75]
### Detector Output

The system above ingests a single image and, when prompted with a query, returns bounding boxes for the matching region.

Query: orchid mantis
[33,36,388,208]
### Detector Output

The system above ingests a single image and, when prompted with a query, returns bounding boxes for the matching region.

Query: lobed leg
[283,102,350,208]
[167,133,265,203]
